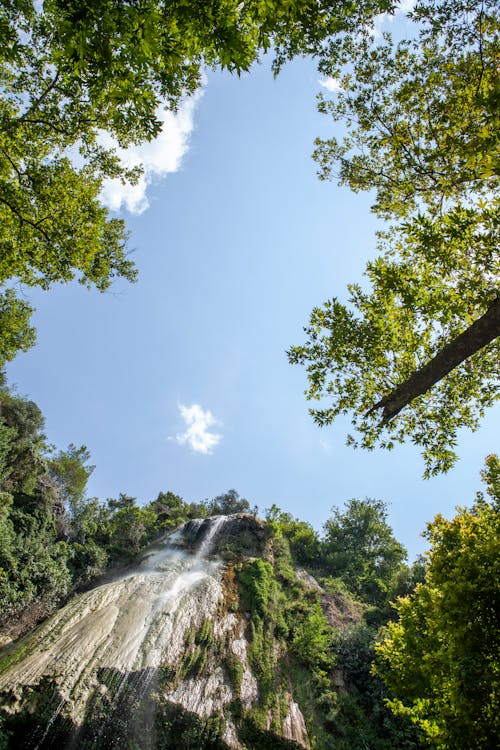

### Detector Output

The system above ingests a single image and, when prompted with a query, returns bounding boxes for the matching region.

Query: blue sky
[6,47,498,560]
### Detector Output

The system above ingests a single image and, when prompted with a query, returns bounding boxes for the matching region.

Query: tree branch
[367,295,500,423]
[17,72,61,124]
[0,196,52,244]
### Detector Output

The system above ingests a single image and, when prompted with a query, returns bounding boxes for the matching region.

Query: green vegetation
[0,0,393,367]
[204,489,258,518]
[155,703,226,750]
[328,624,425,750]
[235,556,286,721]
[0,381,223,636]
[289,0,499,476]
[0,379,497,748]
[375,455,500,749]
[231,514,425,749]
[0,1,497,748]
[322,498,407,609]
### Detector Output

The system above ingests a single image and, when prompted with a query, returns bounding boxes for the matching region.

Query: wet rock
[282,697,310,748]
[212,514,267,559]
[0,517,310,750]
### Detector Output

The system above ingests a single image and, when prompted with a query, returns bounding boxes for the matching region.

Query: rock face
[0,516,311,750]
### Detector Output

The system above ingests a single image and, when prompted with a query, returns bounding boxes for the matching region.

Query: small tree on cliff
[322,498,407,606]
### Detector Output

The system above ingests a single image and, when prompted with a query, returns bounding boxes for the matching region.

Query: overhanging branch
[367,295,500,423]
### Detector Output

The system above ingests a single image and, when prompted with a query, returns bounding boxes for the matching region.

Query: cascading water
[0,516,229,750]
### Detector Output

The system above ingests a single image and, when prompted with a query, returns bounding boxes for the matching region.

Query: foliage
[69,539,108,587]
[0,387,46,494]
[322,498,407,607]
[236,552,307,730]
[107,503,158,560]
[478,452,500,500]
[327,624,425,750]
[155,702,226,749]
[0,387,72,622]
[0,496,72,623]
[0,382,209,629]
[48,444,94,508]
[0,291,35,366]
[236,558,277,619]
[0,0,392,366]
[291,600,333,669]
[375,456,500,749]
[265,504,320,566]
[289,0,500,476]
[0,38,136,363]
[206,488,256,516]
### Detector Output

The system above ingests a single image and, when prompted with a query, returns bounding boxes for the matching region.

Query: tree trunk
[367,296,500,423]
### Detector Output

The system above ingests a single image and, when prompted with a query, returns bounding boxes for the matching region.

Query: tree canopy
[289,0,500,475]
[206,489,256,516]
[322,498,407,606]
[375,455,500,749]
[0,0,392,367]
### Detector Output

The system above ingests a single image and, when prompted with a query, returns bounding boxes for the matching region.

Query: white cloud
[318,77,343,93]
[100,90,203,214]
[397,0,416,11]
[174,403,222,455]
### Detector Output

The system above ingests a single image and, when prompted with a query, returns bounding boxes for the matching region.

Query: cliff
[0,514,361,750]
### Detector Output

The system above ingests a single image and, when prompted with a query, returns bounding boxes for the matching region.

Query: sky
[6,24,499,560]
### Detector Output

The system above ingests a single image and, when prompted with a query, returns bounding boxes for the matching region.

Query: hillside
[0,514,423,749]
[1,385,498,749]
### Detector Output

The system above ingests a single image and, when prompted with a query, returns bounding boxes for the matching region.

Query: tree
[289,0,499,475]
[265,503,320,566]
[107,492,137,511]
[328,623,425,750]
[375,455,500,749]
[0,385,75,624]
[206,489,255,516]
[322,498,407,606]
[0,0,392,365]
[48,444,94,506]
[0,291,35,366]
[0,387,46,494]
[108,504,157,558]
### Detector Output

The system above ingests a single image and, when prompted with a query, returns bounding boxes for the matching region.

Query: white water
[0,516,228,747]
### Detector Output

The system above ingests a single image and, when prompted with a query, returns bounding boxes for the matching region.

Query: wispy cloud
[100,90,203,214]
[319,438,333,454]
[318,77,343,93]
[174,403,222,455]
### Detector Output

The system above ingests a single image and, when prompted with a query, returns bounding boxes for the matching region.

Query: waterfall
[0,516,229,750]
[194,515,227,559]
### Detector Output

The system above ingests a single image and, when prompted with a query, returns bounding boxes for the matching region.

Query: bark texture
[368,296,500,423]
